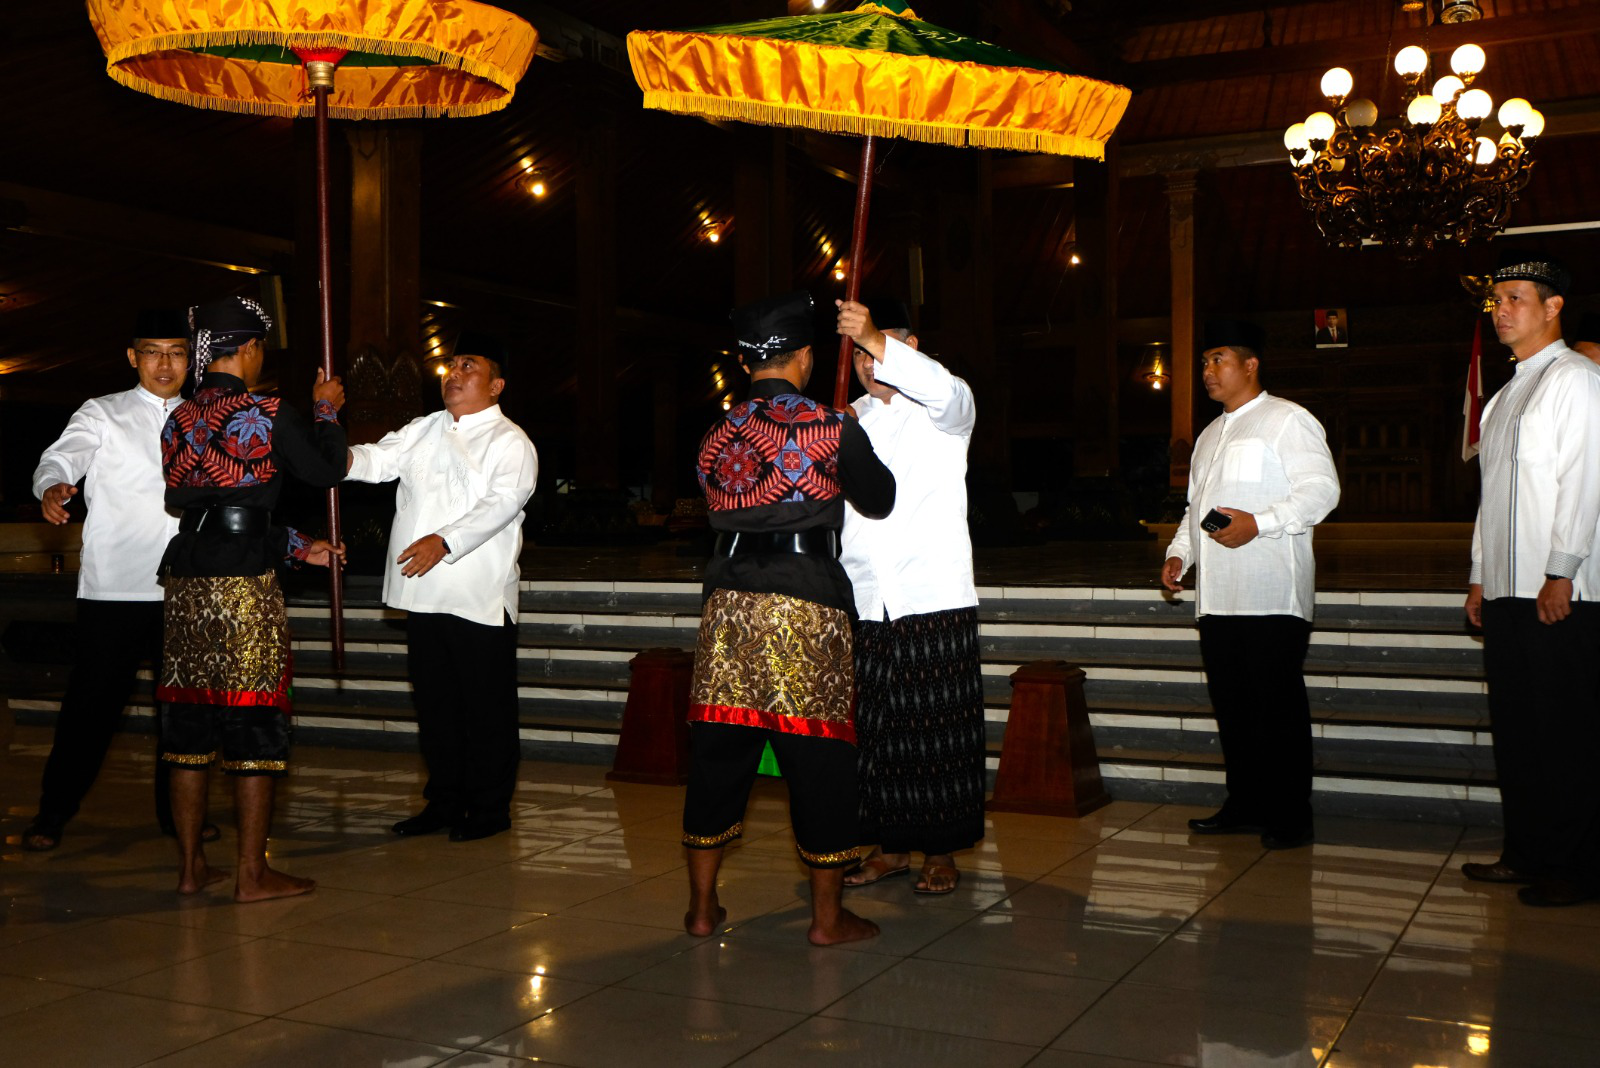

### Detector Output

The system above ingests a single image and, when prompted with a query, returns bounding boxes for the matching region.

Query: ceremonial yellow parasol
[86,0,537,667]
[628,0,1129,405]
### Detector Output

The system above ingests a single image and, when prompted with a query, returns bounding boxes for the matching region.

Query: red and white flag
[1462,316,1484,461]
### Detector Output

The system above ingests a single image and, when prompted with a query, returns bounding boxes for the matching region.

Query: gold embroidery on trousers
[219,758,287,772]
[683,822,743,847]
[162,751,217,766]
[797,844,860,867]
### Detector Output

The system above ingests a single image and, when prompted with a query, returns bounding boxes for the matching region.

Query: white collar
[449,403,503,429]
[135,385,181,410]
[1516,340,1568,371]
[1222,390,1269,420]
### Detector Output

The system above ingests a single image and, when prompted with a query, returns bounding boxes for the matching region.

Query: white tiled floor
[4,725,1599,1067]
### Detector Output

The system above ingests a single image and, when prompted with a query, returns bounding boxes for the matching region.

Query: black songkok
[866,297,913,334]
[133,308,188,342]
[731,290,814,361]
[1203,318,1267,358]
[1573,312,1600,346]
[189,296,273,375]
[1493,252,1571,297]
[454,330,510,372]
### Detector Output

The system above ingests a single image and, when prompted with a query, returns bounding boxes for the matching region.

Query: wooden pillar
[343,124,424,444]
[576,111,620,491]
[1072,145,1120,477]
[1166,169,1198,488]
[733,129,791,305]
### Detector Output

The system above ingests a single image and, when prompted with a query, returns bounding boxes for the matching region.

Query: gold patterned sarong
[690,588,855,742]
[157,572,291,709]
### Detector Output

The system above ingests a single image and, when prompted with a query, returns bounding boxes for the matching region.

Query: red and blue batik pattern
[163,387,283,490]
[697,395,843,512]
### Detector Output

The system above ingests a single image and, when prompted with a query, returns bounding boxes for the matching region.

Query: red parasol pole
[833,134,878,408]
[300,51,347,671]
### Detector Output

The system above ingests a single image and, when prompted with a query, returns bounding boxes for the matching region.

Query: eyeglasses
[135,347,188,360]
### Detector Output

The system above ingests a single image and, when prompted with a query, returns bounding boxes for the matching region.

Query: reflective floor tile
[274,894,541,958]
[123,883,390,936]
[963,833,1102,876]
[407,859,639,912]
[992,874,1211,931]
[0,973,87,1018]
[1181,890,1412,950]
[112,935,413,1015]
[136,1017,458,1068]
[1360,944,1600,1037]
[561,868,804,931]
[481,985,803,1067]
[623,936,896,1013]
[1026,1053,1172,1068]
[1047,841,1256,894]
[1053,982,1347,1065]
[728,894,975,957]
[1124,929,1387,1010]
[916,912,1167,980]
[0,916,249,987]
[439,914,706,985]
[279,845,507,895]
[1326,1010,1590,1067]
[730,1015,1040,1068]
[820,957,1111,1046]
[284,959,599,1048]
[0,989,256,1068]
[534,832,691,876]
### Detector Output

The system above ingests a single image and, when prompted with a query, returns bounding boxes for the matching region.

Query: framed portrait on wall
[1314,308,1349,348]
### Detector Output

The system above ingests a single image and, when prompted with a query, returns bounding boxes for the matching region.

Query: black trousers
[37,599,172,827]
[1481,597,1600,885]
[683,721,861,868]
[1196,614,1314,832]
[406,611,521,819]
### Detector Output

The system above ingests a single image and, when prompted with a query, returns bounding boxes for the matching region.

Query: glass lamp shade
[1497,97,1533,129]
[1345,98,1379,127]
[1432,75,1464,102]
[1394,46,1429,78]
[1457,88,1493,122]
[1450,44,1486,78]
[1523,109,1546,138]
[1320,67,1354,100]
[1283,122,1311,153]
[1473,136,1497,165]
[1406,94,1442,126]
[1304,111,1337,142]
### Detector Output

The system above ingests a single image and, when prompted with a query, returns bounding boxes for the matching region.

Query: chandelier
[1283,43,1544,261]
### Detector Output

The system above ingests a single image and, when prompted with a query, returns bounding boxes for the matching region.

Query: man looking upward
[347,331,537,843]
[836,298,984,896]
[22,310,200,852]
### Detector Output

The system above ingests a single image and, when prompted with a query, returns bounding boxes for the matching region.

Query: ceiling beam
[1126,8,1600,88]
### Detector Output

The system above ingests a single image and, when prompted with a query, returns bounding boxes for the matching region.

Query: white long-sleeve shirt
[346,405,537,626]
[1470,341,1600,600]
[841,335,978,620]
[32,385,181,601]
[1165,391,1340,621]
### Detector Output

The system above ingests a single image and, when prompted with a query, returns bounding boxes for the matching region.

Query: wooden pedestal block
[988,660,1110,817]
[607,648,695,786]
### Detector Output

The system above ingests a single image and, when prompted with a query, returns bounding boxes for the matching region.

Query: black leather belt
[180,506,270,536]
[714,530,839,558]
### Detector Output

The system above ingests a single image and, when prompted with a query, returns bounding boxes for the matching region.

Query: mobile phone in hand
[1201,508,1232,533]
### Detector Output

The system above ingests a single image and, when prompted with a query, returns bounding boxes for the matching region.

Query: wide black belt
[180,506,270,536]
[713,530,839,559]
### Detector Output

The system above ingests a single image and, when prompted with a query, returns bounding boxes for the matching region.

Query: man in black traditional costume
[682,290,895,945]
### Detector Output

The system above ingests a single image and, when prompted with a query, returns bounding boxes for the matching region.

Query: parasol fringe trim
[103,64,513,120]
[103,29,520,94]
[641,91,1107,160]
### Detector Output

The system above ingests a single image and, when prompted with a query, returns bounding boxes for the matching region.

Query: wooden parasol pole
[833,135,878,408]
[303,55,346,671]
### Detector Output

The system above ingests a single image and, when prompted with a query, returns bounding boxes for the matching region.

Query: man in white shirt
[21,310,209,852]
[346,331,537,843]
[836,298,984,895]
[1162,319,1340,850]
[1463,258,1600,907]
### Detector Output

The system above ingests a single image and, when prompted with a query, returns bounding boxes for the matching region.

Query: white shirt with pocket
[1165,391,1341,620]
[346,405,537,627]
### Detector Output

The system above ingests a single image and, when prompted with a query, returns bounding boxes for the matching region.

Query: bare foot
[809,908,879,946]
[235,866,316,904]
[685,901,727,936]
[177,855,230,895]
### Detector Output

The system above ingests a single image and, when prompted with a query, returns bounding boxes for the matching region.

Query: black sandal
[21,816,65,852]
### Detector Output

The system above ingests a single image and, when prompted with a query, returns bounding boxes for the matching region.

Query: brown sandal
[914,864,960,895]
[843,853,910,887]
